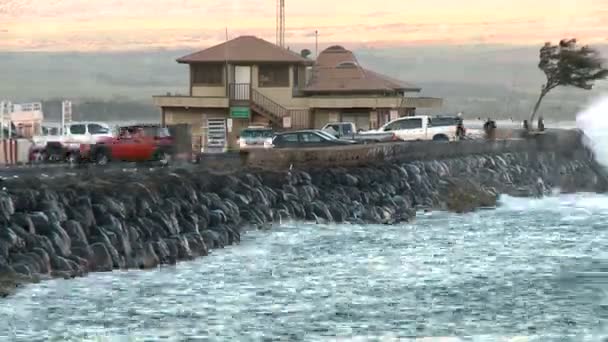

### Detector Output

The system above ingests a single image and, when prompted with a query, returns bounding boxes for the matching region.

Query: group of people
[523,117,545,132]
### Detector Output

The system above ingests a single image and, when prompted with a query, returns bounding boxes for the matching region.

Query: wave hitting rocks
[0,151,604,296]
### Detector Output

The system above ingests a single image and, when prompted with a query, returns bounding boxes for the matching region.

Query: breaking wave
[576,95,608,169]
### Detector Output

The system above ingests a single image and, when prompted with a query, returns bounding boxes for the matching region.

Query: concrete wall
[164,108,230,151]
[289,110,312,130]
[244,130,587,170]
[192,86,226,97]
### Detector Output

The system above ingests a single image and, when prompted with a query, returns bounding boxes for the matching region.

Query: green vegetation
[530,39,608,123]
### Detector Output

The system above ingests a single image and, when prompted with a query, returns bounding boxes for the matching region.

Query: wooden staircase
[250,88,287,126]
[228,83,308,129]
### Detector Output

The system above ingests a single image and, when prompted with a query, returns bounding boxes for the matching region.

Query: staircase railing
[251,88,288,121]
[228,83,251,100]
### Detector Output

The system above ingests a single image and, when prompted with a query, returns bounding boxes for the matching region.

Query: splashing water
[576,95,608,169]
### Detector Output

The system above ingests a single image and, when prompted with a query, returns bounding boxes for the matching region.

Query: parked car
[237,126,273,150]
[366,115,461,141]
[321,122,399,142]
[30,122,115,163]
[32,121,114,148]
[270,130,358,148]
[81,125,174,165]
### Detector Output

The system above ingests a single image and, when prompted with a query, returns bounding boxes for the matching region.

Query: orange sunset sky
[1,0,607,51]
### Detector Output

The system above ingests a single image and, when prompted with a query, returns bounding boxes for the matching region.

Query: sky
[1,0,608,51]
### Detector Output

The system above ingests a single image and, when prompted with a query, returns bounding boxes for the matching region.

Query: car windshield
[241,129,273,139]
[316,130,338,140]
[432,117,459,127]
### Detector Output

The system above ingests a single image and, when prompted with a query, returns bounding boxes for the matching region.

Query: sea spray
[576,95,608,169]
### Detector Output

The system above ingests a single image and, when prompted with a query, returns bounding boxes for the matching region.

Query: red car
[82,125,175,165]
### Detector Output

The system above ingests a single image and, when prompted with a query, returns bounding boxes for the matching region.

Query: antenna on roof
[224,27,229,92]
[315,30,319,59]
[276,0,285,47]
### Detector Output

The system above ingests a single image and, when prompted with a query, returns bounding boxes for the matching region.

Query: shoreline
[0,143,605,297]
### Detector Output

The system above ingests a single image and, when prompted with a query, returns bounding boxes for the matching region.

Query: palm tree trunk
[529,89,547,126]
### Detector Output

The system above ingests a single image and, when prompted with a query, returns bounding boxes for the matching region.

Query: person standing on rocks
[483,118,497,140]
[538,117,545,132]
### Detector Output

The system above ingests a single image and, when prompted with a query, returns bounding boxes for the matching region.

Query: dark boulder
[89,242,113,272]
[0,192,15,224]
[130,243,160,269]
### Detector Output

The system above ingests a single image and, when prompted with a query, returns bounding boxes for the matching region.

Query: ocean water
[1,96,606,341]
[2,194,608,341]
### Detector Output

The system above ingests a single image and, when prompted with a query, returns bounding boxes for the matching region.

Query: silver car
[237,127,274,150]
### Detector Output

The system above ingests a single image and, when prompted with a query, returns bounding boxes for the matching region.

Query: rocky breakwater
[0,150,605,296]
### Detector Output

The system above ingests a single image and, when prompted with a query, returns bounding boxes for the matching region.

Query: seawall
[0,131,605,296]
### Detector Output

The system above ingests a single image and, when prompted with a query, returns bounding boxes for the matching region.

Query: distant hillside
[2,43,607,121]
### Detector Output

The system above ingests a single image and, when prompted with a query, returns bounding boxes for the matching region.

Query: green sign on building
[230,106,250,119]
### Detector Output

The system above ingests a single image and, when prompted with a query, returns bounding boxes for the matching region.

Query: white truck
[365,115,462,142]
[321,122,399,143]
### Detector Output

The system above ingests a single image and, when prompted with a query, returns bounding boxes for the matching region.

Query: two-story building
[153,35,442,152]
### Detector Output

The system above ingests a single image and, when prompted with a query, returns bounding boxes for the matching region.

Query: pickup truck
[321,122,399,142]
[81,125,175,165]
[367,115,462,141]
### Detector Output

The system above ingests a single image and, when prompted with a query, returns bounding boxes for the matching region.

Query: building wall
[191,86,226,97]
[164,107,230,151]
[312,108,402,130]
[251,65,309,109]
[313,109,341,129]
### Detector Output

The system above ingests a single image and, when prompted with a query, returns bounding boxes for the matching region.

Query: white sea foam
[576,95,608,169]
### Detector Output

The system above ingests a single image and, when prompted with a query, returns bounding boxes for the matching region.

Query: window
[69,124,86,134]
[400,118,423,129]
[192,64,224,85]
[241,129,273,138]
[336,61,358,68]
[342,124,353,135]
[300,132,323,143]
[317,131,338,141]
[281,133,298,142]
[431,117,458,127]
[383,118,423,131]
[88,123,110,134]
[383,121,401,131]
[258,65,290,87]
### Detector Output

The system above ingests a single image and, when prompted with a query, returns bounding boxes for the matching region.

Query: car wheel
[95,151,109,166]
[32,151,45,164]
[155,150,172,166]
[66,153,79,167]
[432,135,449,142]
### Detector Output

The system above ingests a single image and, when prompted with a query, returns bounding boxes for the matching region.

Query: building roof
[303,45,421,93]
[177,36,314,65]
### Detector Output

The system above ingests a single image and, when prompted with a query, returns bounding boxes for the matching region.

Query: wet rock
[11,213,35,235]
[201,230,223,249]
[138,242,160,269]
[0,147,605,296]
[441,179,498,213]
[89,242,113,272]
[0,192,15,224]
[185,233,208,257]
[63,220,88,246]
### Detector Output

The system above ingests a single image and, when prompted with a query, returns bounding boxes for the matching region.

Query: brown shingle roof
[177,36,313,65]
[303,45,421,93]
